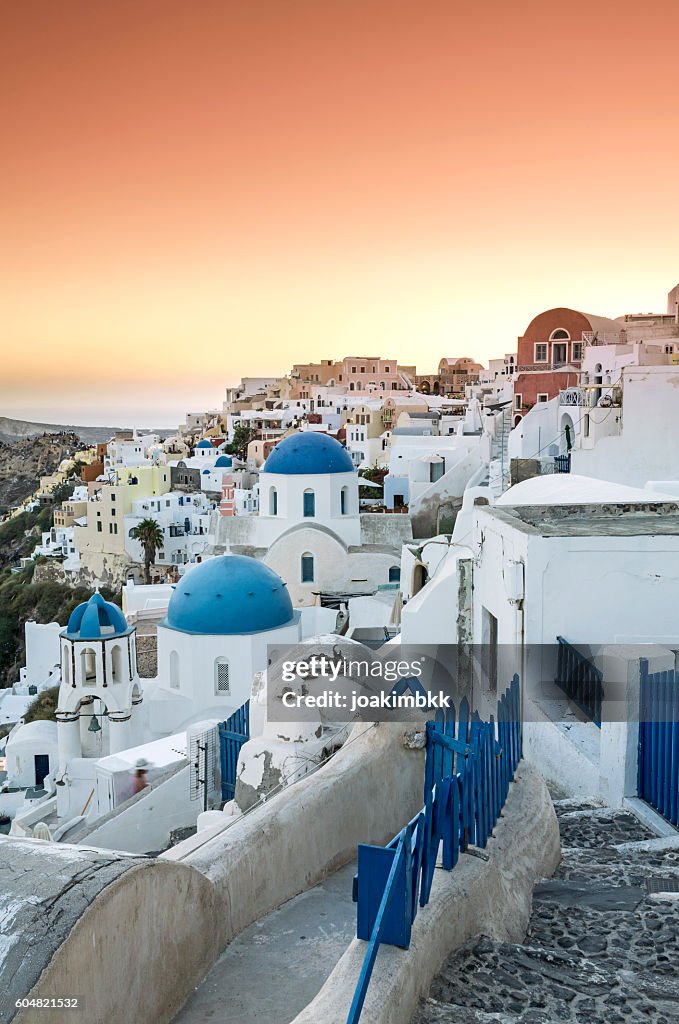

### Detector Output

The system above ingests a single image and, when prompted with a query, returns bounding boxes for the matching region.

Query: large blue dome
[262,432,354,475]
[215,455,232,467]
[163,555,294,635]
[63,592,130,640]
[196,439,213,449]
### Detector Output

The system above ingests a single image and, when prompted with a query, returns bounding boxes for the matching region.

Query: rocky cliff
[0,431,80,512]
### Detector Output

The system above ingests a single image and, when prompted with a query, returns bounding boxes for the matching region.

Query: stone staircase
[489,405,513,495]
[413,800,679,1023]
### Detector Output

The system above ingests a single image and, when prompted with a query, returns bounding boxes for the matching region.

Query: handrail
[346,831,406,1024]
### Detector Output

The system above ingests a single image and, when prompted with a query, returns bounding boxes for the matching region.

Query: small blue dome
[202,468,211,474]
[163,556,294,635]
[262,433,354,476]
[196,439,213,449]
[63,592,130,640]
[215,455,232,467]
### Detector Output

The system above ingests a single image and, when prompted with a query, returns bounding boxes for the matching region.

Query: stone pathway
[172,860,356,1024]
[413,801,679,1023]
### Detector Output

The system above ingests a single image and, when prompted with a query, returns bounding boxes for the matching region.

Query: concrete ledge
[291,762,560,1024]
[623,796,679,838]
[165,722,426,948]
[2,838,222,1024]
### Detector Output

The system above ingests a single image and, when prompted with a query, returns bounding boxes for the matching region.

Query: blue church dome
[163,555,294,635]
[63,592,130,640]
[215,455,232,467]
[196,439,213,449]
[262,432,354,475]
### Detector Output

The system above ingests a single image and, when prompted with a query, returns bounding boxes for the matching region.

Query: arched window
[81,648,96,684]
[214,657,230,695]
[303,489,315,517]
[550,328,570,341]
[301,553,314,583]
[111,644,123,683]
[269,487,278,515]
[62,647,71,687]
[169,650,180,690]
[388,565,401,583]
[340,486,348,515]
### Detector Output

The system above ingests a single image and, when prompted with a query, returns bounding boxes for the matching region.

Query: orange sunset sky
[1,0,678,426]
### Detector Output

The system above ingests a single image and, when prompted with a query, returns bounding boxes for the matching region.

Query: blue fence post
[349,675,523,1024]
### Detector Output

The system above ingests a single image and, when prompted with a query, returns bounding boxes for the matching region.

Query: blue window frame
[303,490,315,517]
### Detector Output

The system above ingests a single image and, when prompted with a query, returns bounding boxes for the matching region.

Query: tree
[226,424,256,460]
[130,518,165,584]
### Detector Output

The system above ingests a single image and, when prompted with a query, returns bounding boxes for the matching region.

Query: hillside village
[2,285,679,1023]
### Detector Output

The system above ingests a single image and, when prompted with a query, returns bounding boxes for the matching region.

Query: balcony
[516,362,577,373]
[582,330,625,346]
[559,388,589,407]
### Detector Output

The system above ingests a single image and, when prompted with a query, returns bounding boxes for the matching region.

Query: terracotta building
[513,308,622,425]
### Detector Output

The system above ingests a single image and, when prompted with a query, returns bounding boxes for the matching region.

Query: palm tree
[130,518,164,584]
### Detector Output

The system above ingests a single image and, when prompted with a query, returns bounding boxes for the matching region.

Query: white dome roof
[6,719,58,750]
[496,474,678,507]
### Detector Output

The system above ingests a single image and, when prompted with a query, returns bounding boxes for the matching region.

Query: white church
[208,431,411,604]
[2,553,337,844]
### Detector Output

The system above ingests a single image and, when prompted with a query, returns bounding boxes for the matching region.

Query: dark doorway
[34,754,50,787]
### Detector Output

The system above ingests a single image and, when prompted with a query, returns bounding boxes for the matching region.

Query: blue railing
[555,637,603,727]
[347,676,521,1024]
[638,659,679,827]
[218,701,250,802]
[554,454,571,473]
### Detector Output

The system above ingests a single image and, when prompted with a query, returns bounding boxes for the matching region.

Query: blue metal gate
[638,660,679,827]
[218,701,250,802]
[347,675,522,1024]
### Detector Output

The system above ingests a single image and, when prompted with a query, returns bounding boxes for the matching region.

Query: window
[340,486,348,515]
[111,508,115,516]
[534,343,548,362]
[303,490,315,517]
[572,342,583,361]
[214,657,230,695]
[537,393,549,403]
[552,343,567,365]
[301,553,314,583]
[388,565,401,583]
[111,644,123,683]
[351,366,357,373]
[269,487,278,515]
[481,607,498,693]
[550,328,570,341]
[514,394,522,410]
[97,521,102,533]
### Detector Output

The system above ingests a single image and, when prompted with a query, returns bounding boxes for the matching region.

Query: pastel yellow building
[76,465,172,584]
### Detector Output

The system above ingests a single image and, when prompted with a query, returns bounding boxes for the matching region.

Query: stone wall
[2,837,222,1024]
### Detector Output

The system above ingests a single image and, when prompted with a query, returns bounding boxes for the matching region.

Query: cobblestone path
[413,800,679,1023]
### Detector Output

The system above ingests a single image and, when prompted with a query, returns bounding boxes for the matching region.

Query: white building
[124,490,215,569]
